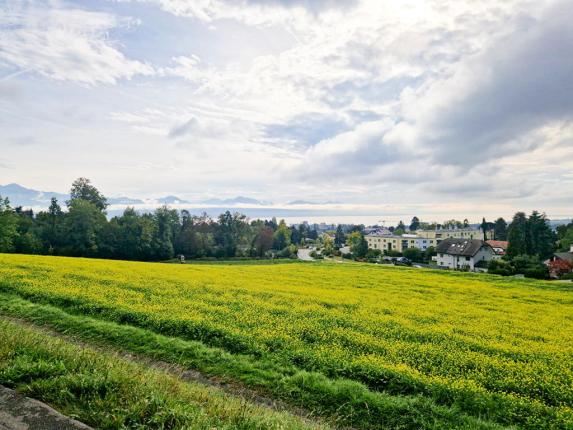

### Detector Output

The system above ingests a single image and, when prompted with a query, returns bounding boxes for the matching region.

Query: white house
[436,238,495,271]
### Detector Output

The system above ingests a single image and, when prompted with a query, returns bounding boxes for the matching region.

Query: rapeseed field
[0,253,571,429]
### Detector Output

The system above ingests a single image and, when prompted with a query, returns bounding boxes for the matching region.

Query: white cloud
[0,1,153,85]
[1,0,571,218]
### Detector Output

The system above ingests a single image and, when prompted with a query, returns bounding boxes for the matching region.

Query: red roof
[486,240,508,254]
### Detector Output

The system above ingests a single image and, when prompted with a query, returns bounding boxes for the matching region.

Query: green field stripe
[0,293,506,430]
[0,286,570,430]
[0,318,327,430]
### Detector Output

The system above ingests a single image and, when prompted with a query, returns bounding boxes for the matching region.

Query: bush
[488,259,514,276]
[489,255,549,279]
[403,248,423,263]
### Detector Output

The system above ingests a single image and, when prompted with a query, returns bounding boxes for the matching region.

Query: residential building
[436,238,495,271]
[417,228,482,243]
[486,240,508,259]
[548,245,573,265]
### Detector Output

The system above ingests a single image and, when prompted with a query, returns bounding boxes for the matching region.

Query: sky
[0,0,572,222]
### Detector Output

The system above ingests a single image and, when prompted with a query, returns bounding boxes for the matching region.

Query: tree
[526,211,554,259]
[14,208,42,254]
[557,224,573,251]
[507,212,528,258]
[481,217,488,241]
[68,178,108,211]
[273,219,291,250]
[0,196,19,252]
[64,199,106,256]
[252,226,274,257]
[423,246,436,264]
[334,225,345,247]
[322,235,334,256]
[153,206,180,260]
[403,247,423,263]
[493,217,508,241]
[216,211,249,257]
[409,216,420,231]
[347,231,368,258]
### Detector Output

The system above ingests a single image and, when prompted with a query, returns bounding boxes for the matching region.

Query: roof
[486,240,508,249]
[436,238,491,257]
[554,252,573,263]
[486,240,508,255]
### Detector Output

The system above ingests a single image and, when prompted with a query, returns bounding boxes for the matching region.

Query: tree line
[0,178,319,261]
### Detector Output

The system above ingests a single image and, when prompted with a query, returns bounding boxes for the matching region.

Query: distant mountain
[202,196,271,206]
[0,183,146,208]
[0,183,68,207]
[287,200,341,205]
[156,195,190,204]
[108,197,145,205]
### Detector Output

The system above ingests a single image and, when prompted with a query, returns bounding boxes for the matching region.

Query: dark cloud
[263,113,349,148]
[415,0,573,166]
[168,117,199,138]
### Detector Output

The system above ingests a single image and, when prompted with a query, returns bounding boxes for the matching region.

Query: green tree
[347,231,368,258]
[507,212,528,258]
[0,196,19,252]
[216,211,249,257]
[481,217,488,241]
[64,199,106,257]
[153,206,180,260]
[526,211,554,259]
[273,219,291,250]
[403,247,423,263]
[557,224,573,251]
[409,216,420,231]
[67,178,108,211]
[334,225,345,247]
[493,217,508,241]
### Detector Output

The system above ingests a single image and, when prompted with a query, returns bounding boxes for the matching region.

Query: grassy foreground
[0,253,572,429]
[0,318,325,430]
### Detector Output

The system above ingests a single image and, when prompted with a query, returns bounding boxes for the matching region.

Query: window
[465,256,470,261]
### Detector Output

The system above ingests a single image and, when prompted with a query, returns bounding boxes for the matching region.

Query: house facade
[486,240,508,259]
[366,227,482,253]
[436,238,495,271]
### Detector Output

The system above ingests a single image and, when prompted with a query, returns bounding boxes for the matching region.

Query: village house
[549,245,573,265]
[486,240,509,259]
[435,238,495,271]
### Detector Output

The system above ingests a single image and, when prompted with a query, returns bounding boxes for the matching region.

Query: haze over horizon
[1,0,572,220]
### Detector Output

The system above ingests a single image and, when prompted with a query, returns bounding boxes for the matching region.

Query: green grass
[0,253,572,429]
[0,318,327,430]
[0,293,503,430]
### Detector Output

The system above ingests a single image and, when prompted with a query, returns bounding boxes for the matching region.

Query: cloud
[0,1,153,85]
[396,0,573,166]
[263,113,350,148]
[168,117,200,138]
[131,0,358,26]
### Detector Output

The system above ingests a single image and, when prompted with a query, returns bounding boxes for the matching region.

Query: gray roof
[554,252,573,263]
[436,238,490,257]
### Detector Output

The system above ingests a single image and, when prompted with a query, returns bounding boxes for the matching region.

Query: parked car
[394,257,412,266]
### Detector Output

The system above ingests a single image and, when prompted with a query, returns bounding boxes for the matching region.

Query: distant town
[1,178,572,282]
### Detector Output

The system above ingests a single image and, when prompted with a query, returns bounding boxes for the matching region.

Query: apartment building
[366,228,482,253]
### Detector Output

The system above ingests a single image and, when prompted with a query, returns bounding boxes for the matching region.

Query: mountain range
[0,183,273,208]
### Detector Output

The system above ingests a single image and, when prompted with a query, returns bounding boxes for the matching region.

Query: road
[297,248,315,261]
[0,386,92,430]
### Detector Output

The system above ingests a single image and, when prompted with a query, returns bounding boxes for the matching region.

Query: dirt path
[0,386,92,430]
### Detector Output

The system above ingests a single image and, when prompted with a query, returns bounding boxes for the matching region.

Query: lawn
[0,253,572,429]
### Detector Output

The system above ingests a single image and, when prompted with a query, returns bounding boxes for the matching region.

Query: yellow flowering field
[0,253,571,429]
